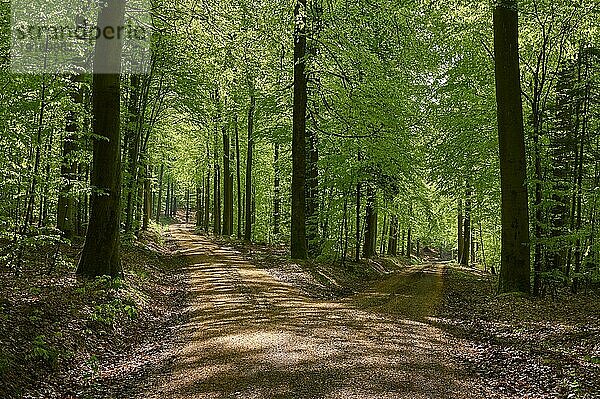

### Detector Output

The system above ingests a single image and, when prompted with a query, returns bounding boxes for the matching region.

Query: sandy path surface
[138,223,496,399]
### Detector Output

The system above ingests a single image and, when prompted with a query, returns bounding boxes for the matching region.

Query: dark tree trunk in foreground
[291,0,308,259]
[493,0,531,294]
[77,0,126,278]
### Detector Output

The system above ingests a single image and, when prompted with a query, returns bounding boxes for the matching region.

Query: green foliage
[90,299,138,327]
[27,335,59,368]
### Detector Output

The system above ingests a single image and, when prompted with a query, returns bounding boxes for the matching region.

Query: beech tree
[493,0,531,294]
[76,0,126,278]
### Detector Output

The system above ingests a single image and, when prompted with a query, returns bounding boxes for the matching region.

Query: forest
[0,0,599,398]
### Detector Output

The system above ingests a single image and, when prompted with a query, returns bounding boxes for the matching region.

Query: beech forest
[0,0,599,398]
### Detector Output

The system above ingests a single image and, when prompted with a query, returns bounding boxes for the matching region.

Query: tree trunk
[77,0,125,278]
[204,170,210,232]
[244,94,255,242]
[457,199,463,263]
[235,114,242,239]
[363,185,377,258]
[57,75,83,239]
[142,165,151,231]
[461,183,471,267]
[406,226,412,258]
[291,0,308,259]
[155,163,164,224]
[493,0,531,294]
[355,181,361,262]
[223,124,233,236]
[388,214,398,256]
[273,143,281,237]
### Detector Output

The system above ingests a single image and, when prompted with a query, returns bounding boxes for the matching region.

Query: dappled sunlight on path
[139,224,496,399]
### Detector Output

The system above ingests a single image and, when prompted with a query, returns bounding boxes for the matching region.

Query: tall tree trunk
[306,128,319,254]
[155,163,164,224]
[493,0,531,294]
[355,181,361,262]
[461,183,471,267]
[142,165,151,231]
[24,75,48,229]
[291,0,308,259]
[362,185,377,258]
[457,199,463,263]
[77,0,125,278]
[573,57,590,294]
[244,94,255,242]
[235,115,242,239]
[124,74,141,234]
[204,170,210,233]
[222,125,231,236]
[388,214,398,256]
[273,143,281,237]
[196,185,202,228]
[57,75,83,238]
[406,226,412,258]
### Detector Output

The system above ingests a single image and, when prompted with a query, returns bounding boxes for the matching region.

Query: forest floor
[1,221,599,398]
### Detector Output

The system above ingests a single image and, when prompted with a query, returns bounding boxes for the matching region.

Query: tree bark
[244,94,255,242]
[235,114,242,239]
[57,75,83,239]
[362,185,377,258]
[77,0,125,278]
[493,0,531,294]
[291,0,308,259]
[461,183,471,267]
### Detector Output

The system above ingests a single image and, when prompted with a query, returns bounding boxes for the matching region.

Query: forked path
[140,223,496,399]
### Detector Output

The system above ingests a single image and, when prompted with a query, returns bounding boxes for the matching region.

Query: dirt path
[137,223,497,399]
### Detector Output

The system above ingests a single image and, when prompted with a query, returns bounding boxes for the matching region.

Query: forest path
[139,223,495,399]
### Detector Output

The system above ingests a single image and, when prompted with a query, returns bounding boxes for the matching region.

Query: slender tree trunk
[355,181,361,262]
[573,59,590,293]
[273,143,281,237]
[235,114,242,239]
[462,183,471,267]
[457,199,463,263]
[196,185,202,228]
[222,125,232,236]
[291,0,308,259]
[388,214,398,256]
[363,185,377,258]
[24,75,48,229]
[244,94,255,242]
[77,0,125,278]
[142,165,151,230]
[124,74,141,234]
[342,193,349,265]
[406,226,412,258]
[57,75,83,238]
[204,170,210,232]
[155,163,163,224]
[493,0,531,293]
